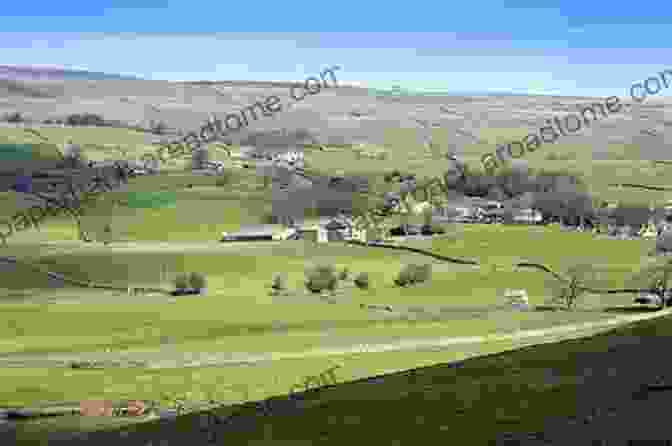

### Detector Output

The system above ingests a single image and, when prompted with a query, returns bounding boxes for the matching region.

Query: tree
[339,267,349,281]
[394,264,431,287]
[151,120,167,135]
[544,264,599,310]
[5,112,23,123]
[305,264,339,294]
[271,273,288,294]
[66,113,105,126]
[415,263,432,283]
[354,272,370,290]
[188,272,207,293]
[395,264,415,287]
[173,273,189,293]
[353,212,384,242]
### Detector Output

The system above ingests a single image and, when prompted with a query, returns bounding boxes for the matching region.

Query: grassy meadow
[0,124,667,437]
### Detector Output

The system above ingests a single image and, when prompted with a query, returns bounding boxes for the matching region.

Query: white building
[274,150,304,164]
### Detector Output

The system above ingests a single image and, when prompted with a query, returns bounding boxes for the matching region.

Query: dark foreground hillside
[8,312,672,445]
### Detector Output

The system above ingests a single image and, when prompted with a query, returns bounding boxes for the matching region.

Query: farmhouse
[220,215,364,244]
[221,225,297,242]
[297,215,365,243]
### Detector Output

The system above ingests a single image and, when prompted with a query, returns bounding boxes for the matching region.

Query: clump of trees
[150,120,168,135]
[354,272,370,290]
[271,267,372,296]
[269,273,289,296]
[305,264,339,294]
[338,267,349,281]
[3,112,25,123]
[172,272,207,296]
[65,113,107,126]
[394,264,432,287]
[380,157,668,234]
[538,264,604,310]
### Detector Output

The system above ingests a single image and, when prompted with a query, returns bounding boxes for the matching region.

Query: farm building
[296,215,366,243]
[222,215,365,244]
[221,225,297,242]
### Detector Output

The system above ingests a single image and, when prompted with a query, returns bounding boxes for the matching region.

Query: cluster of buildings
[222,214,366,244]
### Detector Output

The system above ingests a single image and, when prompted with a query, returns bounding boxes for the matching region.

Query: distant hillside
[0,65,143,82]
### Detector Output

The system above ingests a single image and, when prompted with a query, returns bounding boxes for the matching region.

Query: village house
[221,225,298,242]
[221,215,364,243]
[296,215,365,243]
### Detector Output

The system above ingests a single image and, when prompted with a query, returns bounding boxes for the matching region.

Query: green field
[0,125,666,439]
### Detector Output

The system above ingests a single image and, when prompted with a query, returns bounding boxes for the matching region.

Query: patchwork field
[1,89,670,442]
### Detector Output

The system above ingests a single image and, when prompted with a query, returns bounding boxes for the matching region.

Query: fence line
[0,256,170,295]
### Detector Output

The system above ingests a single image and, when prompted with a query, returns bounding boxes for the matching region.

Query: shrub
[271,273,287,291]
[66,113,106,126]
[395,264,415,287]
[354,272,370,289]
[188,272,207,291]
[394,264,432,287]
[305,264,339,293]
[339,267,349,281]
[415,263,432,283]
[151,120,167,135]
[173,273,189,291]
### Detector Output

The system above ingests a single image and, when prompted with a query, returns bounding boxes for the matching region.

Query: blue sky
[1,0,671,97]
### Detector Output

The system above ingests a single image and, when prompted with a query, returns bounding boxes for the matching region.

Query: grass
[0,124,668,442]
[0,298,623,357]
[12,310,672,445]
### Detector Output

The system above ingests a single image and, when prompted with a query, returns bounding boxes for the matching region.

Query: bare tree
[533,263,600,310]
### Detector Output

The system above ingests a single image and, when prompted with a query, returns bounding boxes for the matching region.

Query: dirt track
[0,307,669,370]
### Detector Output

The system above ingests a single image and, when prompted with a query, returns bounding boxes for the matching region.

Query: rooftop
[222,224,287,237]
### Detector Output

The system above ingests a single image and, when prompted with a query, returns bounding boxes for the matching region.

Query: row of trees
[383,158,669,230]
[2,112,111,126]
[271,266,370,295]
[2,112,167,134]
[270,263,434,296]
[518,259,672,311]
